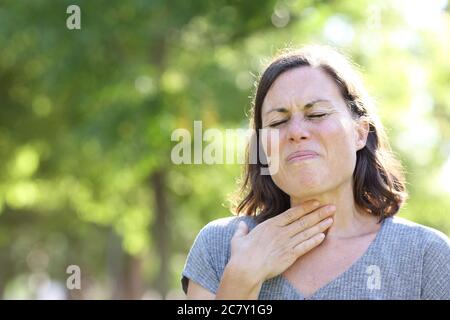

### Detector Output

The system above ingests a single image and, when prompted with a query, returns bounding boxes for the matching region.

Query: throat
[282,228,380,298]
[326,212,381,239]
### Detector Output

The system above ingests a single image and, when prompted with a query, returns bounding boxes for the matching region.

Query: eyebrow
[265,99,330,115]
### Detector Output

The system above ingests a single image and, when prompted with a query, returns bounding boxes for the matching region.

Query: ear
[354,117,369,151]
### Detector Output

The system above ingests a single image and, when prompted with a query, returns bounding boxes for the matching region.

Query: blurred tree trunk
[150,169,170,298]
[118,253,143,299]
[107,228,143,299]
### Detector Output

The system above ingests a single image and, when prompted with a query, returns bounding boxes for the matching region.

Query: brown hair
[234,45,407,224]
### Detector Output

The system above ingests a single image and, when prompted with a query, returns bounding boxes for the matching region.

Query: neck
[290,182,379,238]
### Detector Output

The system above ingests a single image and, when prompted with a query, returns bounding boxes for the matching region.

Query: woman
[181,45,450,299]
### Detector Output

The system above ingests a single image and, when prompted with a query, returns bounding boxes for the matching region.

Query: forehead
[262,66,343,113]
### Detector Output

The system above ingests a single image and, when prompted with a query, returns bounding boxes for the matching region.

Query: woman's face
[261,66,368,199]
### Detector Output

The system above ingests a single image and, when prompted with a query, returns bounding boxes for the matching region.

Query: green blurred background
[0,0,449,299]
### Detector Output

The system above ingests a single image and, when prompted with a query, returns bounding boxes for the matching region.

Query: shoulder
[188,215,258,276]
[385,216,450,257]
[197,215,258,244]
[388,217,450,299]
[388,216,450,246]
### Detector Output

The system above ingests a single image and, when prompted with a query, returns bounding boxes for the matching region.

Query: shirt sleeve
[421,230,450,300]
[181,223,222,295]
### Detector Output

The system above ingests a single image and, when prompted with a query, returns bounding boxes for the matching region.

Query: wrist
[225,259,264,288]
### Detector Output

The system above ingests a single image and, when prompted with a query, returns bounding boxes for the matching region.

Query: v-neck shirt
[181,214,450,299]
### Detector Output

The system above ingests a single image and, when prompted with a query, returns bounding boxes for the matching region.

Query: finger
[275,200,321,226]
[286,205,335,236]
[293,233,326,257]
[289,217,333,246]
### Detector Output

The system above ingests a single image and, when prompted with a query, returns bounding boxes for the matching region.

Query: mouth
[286,150,319,163]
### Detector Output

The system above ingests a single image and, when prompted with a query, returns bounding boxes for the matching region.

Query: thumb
[233,221,249,238]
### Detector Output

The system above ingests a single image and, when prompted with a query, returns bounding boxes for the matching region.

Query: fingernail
[321,218,333,227]
[327,205,336,212]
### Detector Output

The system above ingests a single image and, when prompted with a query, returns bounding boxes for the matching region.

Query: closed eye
[268,113,328,127]
[268,120,287,127]
[307,113,327,119]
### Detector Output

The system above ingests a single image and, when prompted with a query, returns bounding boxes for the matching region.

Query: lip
[286,150,319,163]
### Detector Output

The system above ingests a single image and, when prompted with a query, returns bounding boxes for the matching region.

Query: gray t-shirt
[181,215,450,299]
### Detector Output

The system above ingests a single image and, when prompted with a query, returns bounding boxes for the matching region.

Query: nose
[287,114,310,142]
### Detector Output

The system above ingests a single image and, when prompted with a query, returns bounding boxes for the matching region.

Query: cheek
[322,118,358,166]
[261,129,281,158]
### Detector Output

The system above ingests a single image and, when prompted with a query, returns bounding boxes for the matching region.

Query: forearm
[215,261,264,300]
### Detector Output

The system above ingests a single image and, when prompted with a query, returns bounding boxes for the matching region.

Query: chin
[287,183,327,199]
[290,167,324,185]
[274,172,330,198]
